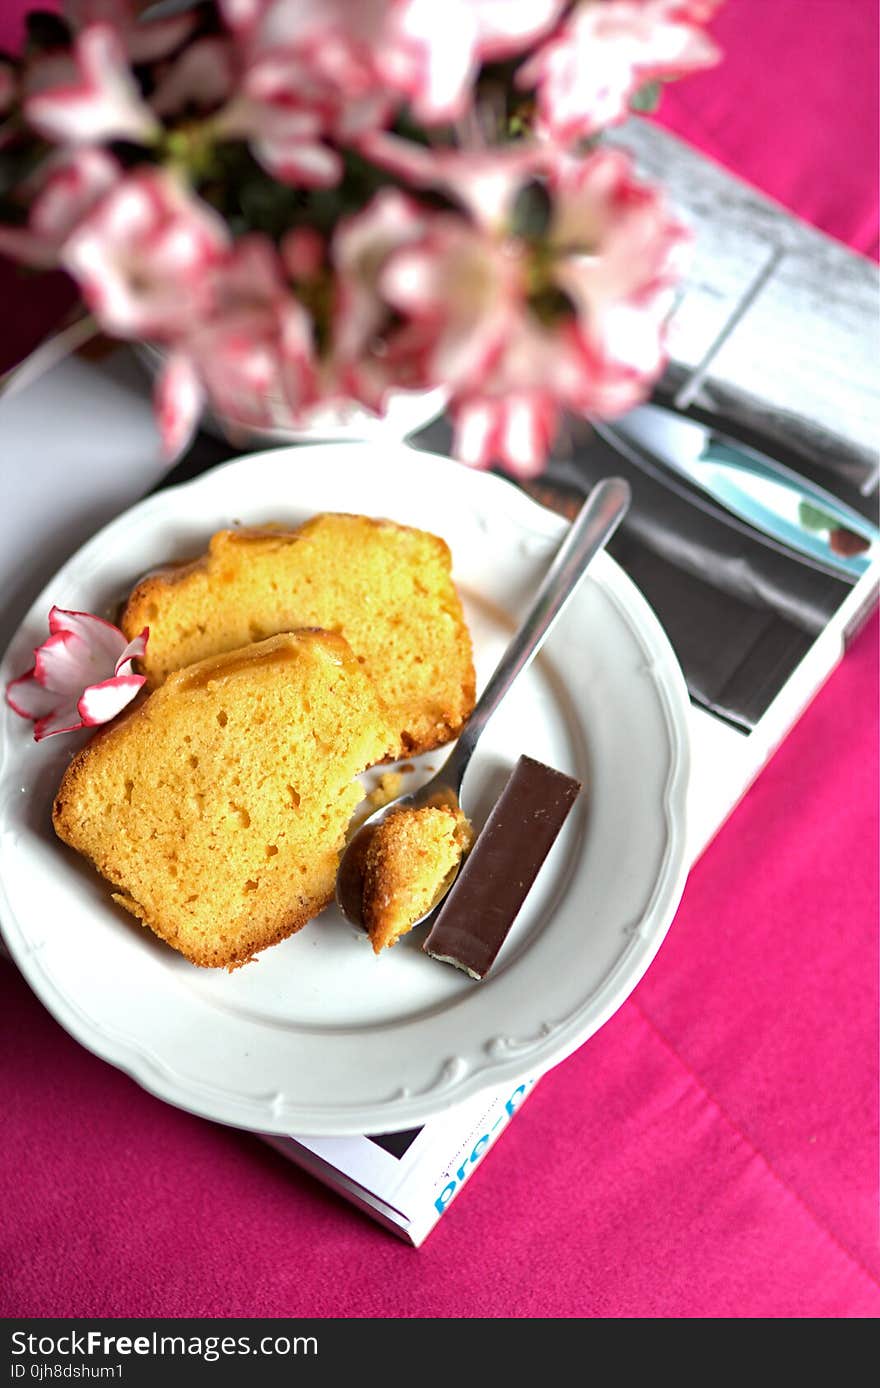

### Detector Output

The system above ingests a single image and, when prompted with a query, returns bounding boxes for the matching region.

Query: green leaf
[630,81,662,114]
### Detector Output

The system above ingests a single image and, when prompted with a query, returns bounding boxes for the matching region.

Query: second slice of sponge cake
[52,630,395,968]
[119,513,476,758]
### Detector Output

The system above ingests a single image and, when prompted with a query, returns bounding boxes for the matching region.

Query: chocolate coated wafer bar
[423,755,582,979]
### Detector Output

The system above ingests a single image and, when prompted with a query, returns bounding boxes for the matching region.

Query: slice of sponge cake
[52,630,395,968]
[119,513,476,757]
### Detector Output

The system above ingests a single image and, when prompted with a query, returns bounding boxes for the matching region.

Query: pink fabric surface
[1,1,878,1318]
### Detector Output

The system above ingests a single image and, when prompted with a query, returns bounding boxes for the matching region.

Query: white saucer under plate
[0,443,690,1136]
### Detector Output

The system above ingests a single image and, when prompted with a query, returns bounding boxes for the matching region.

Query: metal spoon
[335,476,631,928]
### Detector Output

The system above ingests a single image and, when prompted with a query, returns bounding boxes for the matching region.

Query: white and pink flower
[220,0,564,126]
[154,234,318,453]
[380,0,566,123]
[64,1,198,66]
[0,0,711,479]
[519,0,723,144]
[211,71,346,189]
[23,23,160,146]
[6,607,148,742]
[360,132,546,230]
[451,385,559,477]
[61,167,231,340]
[149,36,237,119]
[543,148,690,412]
[331,189,430,372]
[380,214,527,391]
[0,147,120,269]
[370,145,688,473]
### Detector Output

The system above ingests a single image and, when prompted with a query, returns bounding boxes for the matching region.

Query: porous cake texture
[52,631,395,968]
[362,804,474,954]
[120,513,476,757]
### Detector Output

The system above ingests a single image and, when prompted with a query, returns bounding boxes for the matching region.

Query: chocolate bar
[423,755,582,979]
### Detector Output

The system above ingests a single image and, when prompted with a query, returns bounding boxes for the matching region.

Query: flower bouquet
[0,0,721,474]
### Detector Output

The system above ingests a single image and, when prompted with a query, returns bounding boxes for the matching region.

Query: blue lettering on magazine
[434,1083,528,1213]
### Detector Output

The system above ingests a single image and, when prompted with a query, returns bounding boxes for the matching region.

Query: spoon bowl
[334,780,467,931]
[334,476,631,932]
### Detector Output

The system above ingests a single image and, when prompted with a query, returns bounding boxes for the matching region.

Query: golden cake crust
[362,803,474,954]
[120,513,476,758]
[52,630,395,968]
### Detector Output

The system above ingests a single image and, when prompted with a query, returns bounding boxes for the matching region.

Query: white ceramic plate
[0,443,690,1136]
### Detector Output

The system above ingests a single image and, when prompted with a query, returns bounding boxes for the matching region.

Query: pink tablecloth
[1,1,877,1318]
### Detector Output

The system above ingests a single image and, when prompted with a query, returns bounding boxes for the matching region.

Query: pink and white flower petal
[332,189,429,362]
[472,0,566,57]
[451,389,557,476]
[150,37,236,118]
[0,228,57,268]
[214,233,287,309]
[6,605,149,738]
[115,628,149,676]
[77,673,144,726]
[186,294,319,430]
[24,24,160,146]
[361,134,544,231]
[547,150,689,327]
[62,169,230,340]
[65,2,198,64]
[381,0,563,122]
[281,227,324,280]
[6,670,65,721]
[383,0,481,122]
[33,702,91,742]
[30,148,120,243]
[47,606,129,669]
[254,131,342,188]
[519,0,722,143]
[278,300,319,414]
[34,630,113,697]
[215,92,343,188]
[0,147,121,269]
[381,220,525,387]
[155,350,205,457]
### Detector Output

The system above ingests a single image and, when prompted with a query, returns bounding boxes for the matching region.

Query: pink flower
[149,37,237,119]
[330,188,449,411]
[381,0,566,122]
[371,146,688,475]
[0,147,119,269]
[23,23,160,146]
[154,235,318,453]
[332,190,428,364]
[452,387,559,477]
[6,607,148,742]
[212,67,346,189]
[380,215,526,389]
[61,168,231,341]
[220,0,564,126]
[544,148,690,411]
[155,350,204,458]
[519,0,723,143]
[212,34,395,188]
[359,132,546,229]
[64,1,198,65]
[281,226,325,280]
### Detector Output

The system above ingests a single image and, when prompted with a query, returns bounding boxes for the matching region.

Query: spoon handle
[440,476,631,790]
